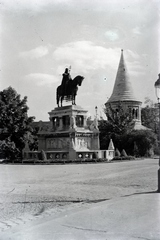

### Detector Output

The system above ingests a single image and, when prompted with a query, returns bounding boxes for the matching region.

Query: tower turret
[105,49,142,125]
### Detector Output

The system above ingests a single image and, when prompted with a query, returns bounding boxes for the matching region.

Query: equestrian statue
[56,68,84,107]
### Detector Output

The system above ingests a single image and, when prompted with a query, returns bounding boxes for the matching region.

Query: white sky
[0,0,160,120]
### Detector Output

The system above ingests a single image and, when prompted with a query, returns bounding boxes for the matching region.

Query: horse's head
[77,75,84,86]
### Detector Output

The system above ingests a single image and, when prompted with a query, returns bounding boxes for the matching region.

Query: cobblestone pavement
[0,158,158,232]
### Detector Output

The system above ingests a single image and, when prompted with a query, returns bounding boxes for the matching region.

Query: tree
[133,141,139,157]
[98,119,113,150]
[99,102,134,150]
[99,101,157,157]
[141,98,159,133]
[28,125,39,151]
[0,87,35,160]
[99,103,131,150]
[104,102,134,135]
[125,130,157,157]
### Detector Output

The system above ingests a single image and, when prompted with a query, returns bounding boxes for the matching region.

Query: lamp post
[95,106,98,119]
[154,74,160,192]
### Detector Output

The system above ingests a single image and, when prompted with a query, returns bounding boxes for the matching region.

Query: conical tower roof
[107,49,138,103]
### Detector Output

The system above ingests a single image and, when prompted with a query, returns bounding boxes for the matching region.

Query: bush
[121,149,127,157]
[112,130,157,157]
[126,130,157,157]
[0,139,20,160]
[113,156,122,160]
[122,156,135,160]
[113,156,135,161]
[115,148,121,157]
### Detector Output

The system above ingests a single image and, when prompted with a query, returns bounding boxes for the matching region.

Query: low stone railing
[22,149,114,164]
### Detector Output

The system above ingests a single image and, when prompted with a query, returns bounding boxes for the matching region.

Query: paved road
[0,158,159,238]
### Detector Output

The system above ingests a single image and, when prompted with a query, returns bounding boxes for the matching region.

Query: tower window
[129,106,139,120]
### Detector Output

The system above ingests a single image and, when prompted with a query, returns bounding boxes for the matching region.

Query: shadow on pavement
[121,190,158,198]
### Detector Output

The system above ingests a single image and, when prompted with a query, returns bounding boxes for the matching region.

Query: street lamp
[154,74,160,192]
[95,106,98,118]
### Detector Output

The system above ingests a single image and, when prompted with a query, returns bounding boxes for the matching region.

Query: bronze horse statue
[56,75,84,107]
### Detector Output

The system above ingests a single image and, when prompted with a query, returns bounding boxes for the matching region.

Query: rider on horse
[57,74,84,107]
[61,68,71,95]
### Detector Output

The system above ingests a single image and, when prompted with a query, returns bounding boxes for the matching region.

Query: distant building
[105,49,148,130]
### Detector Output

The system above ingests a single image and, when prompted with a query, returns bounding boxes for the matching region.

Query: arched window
[52,117,59,128]
[76,115,84,127]
[135,108,138,119]
[132,108,135,118]
[62,115,70,128]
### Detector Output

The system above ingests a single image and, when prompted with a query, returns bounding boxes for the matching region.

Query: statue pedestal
[23,105,115,162]
[37,105,100,161]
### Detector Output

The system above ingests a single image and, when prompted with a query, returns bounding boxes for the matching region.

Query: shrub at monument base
[115,148,121,157]
[113,149,135,161]
[121,149,128,157]
[112,156,135,161]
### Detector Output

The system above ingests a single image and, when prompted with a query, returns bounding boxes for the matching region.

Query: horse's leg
[71,95,74,105]
[57,95,59,107]
[73,89,77,105]
[61,96,63,107]
[72,95,75,105]
[74,95,76,105]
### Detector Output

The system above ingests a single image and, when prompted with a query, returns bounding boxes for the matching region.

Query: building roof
[107,49,140,103]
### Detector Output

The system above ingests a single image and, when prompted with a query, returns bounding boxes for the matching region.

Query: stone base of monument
[23,105,115,163]
[23,149,114,164]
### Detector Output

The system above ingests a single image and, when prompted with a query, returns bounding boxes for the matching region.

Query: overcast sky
[0,0,159,121]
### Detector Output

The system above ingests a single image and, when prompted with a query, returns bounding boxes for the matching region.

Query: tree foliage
[98,120,113,150]
[99,101,158,157]
[99,102,134,150]
[104,102,134,135]
[141,98,159,133]
[99,118,157,157]
[0,87,35,159]
[121,130,157,157]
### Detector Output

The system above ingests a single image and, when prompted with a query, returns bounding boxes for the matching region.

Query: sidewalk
[1,192,160,240]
